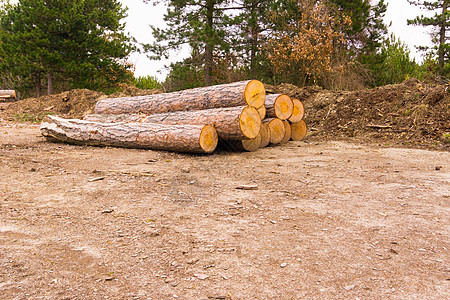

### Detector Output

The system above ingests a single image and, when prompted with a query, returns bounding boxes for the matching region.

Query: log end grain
[257,105,266,120]
[199,124,219,153]
[288,99,305,123]
[244,80,266,109]
[264,118,285,144]
[239,106,262,139]
[280,120,292,144]
[274,94,294,120]
[259,122,270,148]
[290,120,307,141]
[241,134,262,152]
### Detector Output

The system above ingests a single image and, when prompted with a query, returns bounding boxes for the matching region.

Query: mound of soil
[0,84,161,121]
[270,79,450,151]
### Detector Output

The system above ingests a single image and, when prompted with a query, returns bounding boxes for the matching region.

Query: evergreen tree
[0,0,134,96]
[407,0,449,77]
[144,0,239,86]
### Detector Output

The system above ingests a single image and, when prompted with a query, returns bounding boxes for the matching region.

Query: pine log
[221,134,261,152]
[86,106,261,140]
[259,122,270,148]
[257,105,266,120]
[263,118,285,144]
[94,80,266,115]
[0,90,16,100]
[288,99,305,123]
[40,115,218,154]
[265,94,293,120]
[290,120,307,141]
[280,120,292,144]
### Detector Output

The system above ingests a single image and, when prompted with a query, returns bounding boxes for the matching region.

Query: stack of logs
[0,90,16,102]
[40,80,307,154]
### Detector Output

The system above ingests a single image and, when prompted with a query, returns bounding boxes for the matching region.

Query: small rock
[344,284,355,291]
[193,273,209,280]
[280,263,287,268]
[181,168,191,173]
[435,165,442,171]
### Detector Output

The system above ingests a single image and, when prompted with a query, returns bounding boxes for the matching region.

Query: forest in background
[0,0,448,98]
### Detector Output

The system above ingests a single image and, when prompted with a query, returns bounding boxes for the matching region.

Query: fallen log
[221,134,262,152]
[86,106,261,140]
[0,90,16,101]
[288,99,305,123]
[259,122,270,148]
[263,118,285,144]
[265,94,293,120]
[280,120,292,144]
[290,120,307,141]
[40,115,218,154]
[95,80,266,115]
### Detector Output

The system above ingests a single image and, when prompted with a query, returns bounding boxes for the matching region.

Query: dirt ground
[1,123,449,299]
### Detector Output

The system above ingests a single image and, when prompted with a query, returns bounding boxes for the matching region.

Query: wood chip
[236,184,258,190]
[88,176,105,182]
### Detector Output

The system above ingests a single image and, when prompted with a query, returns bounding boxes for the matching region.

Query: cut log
[40,115,218,154]
[0,90,16,101]
[94,80,266,115]
[221,134,261,152]
[290,120,307,141]
[86,106,261,140]
[257,105,266,120]
[265,94,293,120]
[288,99,305,123]
[280,120,292,144]
[263,118,285,144]
[259,122,270,148]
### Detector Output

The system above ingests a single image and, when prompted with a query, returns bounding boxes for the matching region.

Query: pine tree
[144,0,238,86]
[407,0,449,77]
[0,0,134,96]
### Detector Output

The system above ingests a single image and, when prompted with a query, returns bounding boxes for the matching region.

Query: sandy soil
[1,123,449,299]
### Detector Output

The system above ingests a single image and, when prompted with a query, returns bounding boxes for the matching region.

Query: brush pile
[40,80,307,153]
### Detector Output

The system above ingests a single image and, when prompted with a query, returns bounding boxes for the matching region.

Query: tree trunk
[204,0,214,86]
[94,80,266,115]
[35,73,41,98]
[290,120,307,141]
[47,71,53,95]
[40,115,218,154]
[288,99,305,123]
[265,94,294,120]
[280,120,291,144]
[86,106,261,140]
[263,118,285,144]
[220,134,261,152]
[438,0,447,76]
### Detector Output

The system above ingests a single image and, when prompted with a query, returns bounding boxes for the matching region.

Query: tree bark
[40,115,218,154]
[265,94,293,120]
[47,71,53,95]
[290,120,307,141]
[94,80,266,115]
[263,118,285,144]
[86,106,261,140]
[288,99,305,123]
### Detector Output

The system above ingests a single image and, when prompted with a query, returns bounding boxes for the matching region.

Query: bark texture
[40,115,218,154]
[290,120,307,141]
[94,80,266,115]
[86,106,260,141]
[265,94,293,120]
[288,99,305,123]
